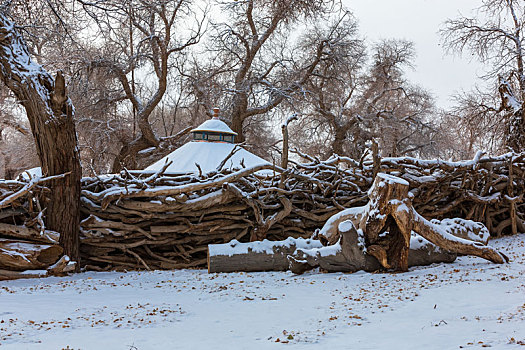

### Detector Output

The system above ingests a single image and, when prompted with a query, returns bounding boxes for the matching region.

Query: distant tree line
[1,0,523,178]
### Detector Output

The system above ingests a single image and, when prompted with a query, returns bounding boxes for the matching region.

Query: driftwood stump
[288,220,380,274]
[316,173,507,272]
[207,220,457,274]
[207,238,322,273]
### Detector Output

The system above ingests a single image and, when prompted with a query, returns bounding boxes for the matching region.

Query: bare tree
[296,34,437,159]
[442,0,525,152]
[191,0,338,144]
[80,0,204,172]
[0,89,38,178]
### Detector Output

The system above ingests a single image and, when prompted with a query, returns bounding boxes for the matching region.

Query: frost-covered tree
[78,0,205,172]
[294,33,436,160]
[0,9,82,263]
[190,0,339,144]
[442,0,525,152]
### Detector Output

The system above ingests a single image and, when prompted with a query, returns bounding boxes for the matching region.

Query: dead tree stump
[317,173,507,271]
[363,174,412,271]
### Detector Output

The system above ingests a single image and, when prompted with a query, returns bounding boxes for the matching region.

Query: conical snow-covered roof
[145,108,270,174]
[190,117,237,135]
[145,141,271,175]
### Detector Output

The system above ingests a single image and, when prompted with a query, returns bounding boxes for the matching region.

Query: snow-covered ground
[1,235,524,350]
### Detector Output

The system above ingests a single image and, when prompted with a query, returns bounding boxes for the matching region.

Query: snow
[145,141,271,175]
[209,237,323,256]
[317,243,343,257]
[410,232,437,251]
[317,206,364,238]
[281,113,298,127]
[190,117,237,135]
[18,167,42,180]
[432,218,490,244]
[1,234,524,349]
[337,220,355,233]
[376,172,410,186]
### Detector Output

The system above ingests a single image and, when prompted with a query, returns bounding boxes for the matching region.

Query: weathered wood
[208,172,506,274]
[3,147,521,274]
[289,220,380,274]
[47,255,76,276]
[0,239,63,271]
[281,114,298,169]
[208,238,324,273]
[411,212,507,264]
[0,222,59,244]
[0,15,82,264]
[0,269,47,281]
[208,223,456,274]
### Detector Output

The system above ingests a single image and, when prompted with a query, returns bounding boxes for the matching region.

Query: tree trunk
[314,173,507,272]
[364,174,412,271]
[207,224,456,274]
[111,136,155,173]
[230,113,246,144]
[281,124,290,169]
[0,269,47,281]
[332,127,346,156]
[0,13,81,264]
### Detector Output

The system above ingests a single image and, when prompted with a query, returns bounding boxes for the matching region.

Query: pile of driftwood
[79,162,354,270]
[0,151,523,275]
[376,151,525,236]
[79,151,523,271]
[208,173,506,274]
[0,175,75,280]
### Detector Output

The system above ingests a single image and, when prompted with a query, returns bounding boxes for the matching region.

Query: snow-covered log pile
[79,163,355,270]
[208,173,507,273]
[0,176,75,280]
[376,151,525,236]
[79,151,522,271]
[0,151,522,274]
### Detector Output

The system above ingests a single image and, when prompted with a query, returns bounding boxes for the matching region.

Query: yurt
[145,108,271,174]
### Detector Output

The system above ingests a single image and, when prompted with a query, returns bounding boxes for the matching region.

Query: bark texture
[316,173,507,272]
[0,13,81,263]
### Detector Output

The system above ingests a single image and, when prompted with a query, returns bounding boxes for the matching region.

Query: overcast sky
[344,0,485,109]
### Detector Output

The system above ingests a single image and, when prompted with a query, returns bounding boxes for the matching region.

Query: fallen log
[208,237,323,273]
[317,173,507,271]
[0,222,60,244]
[47,255,77,276]
[207,222,456,273]
[208,173,506,274]
[0,269,47,280]
[0,239,63,271]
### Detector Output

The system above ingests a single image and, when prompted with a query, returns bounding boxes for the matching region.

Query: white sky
[344,0,485,108]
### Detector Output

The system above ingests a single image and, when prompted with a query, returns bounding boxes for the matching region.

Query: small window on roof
[223,135,234,143]
[193,132,204,140]
[208,133,221,141]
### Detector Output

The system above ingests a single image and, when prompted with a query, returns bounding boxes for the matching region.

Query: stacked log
[78,163,360,270]
[79,151,524,271]
[208,173,506,274]
[0,151,523,274]
[376,151,525,236]
[0,175,73,280]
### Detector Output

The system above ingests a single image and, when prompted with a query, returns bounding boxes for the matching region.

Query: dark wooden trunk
[0,13,81,264]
